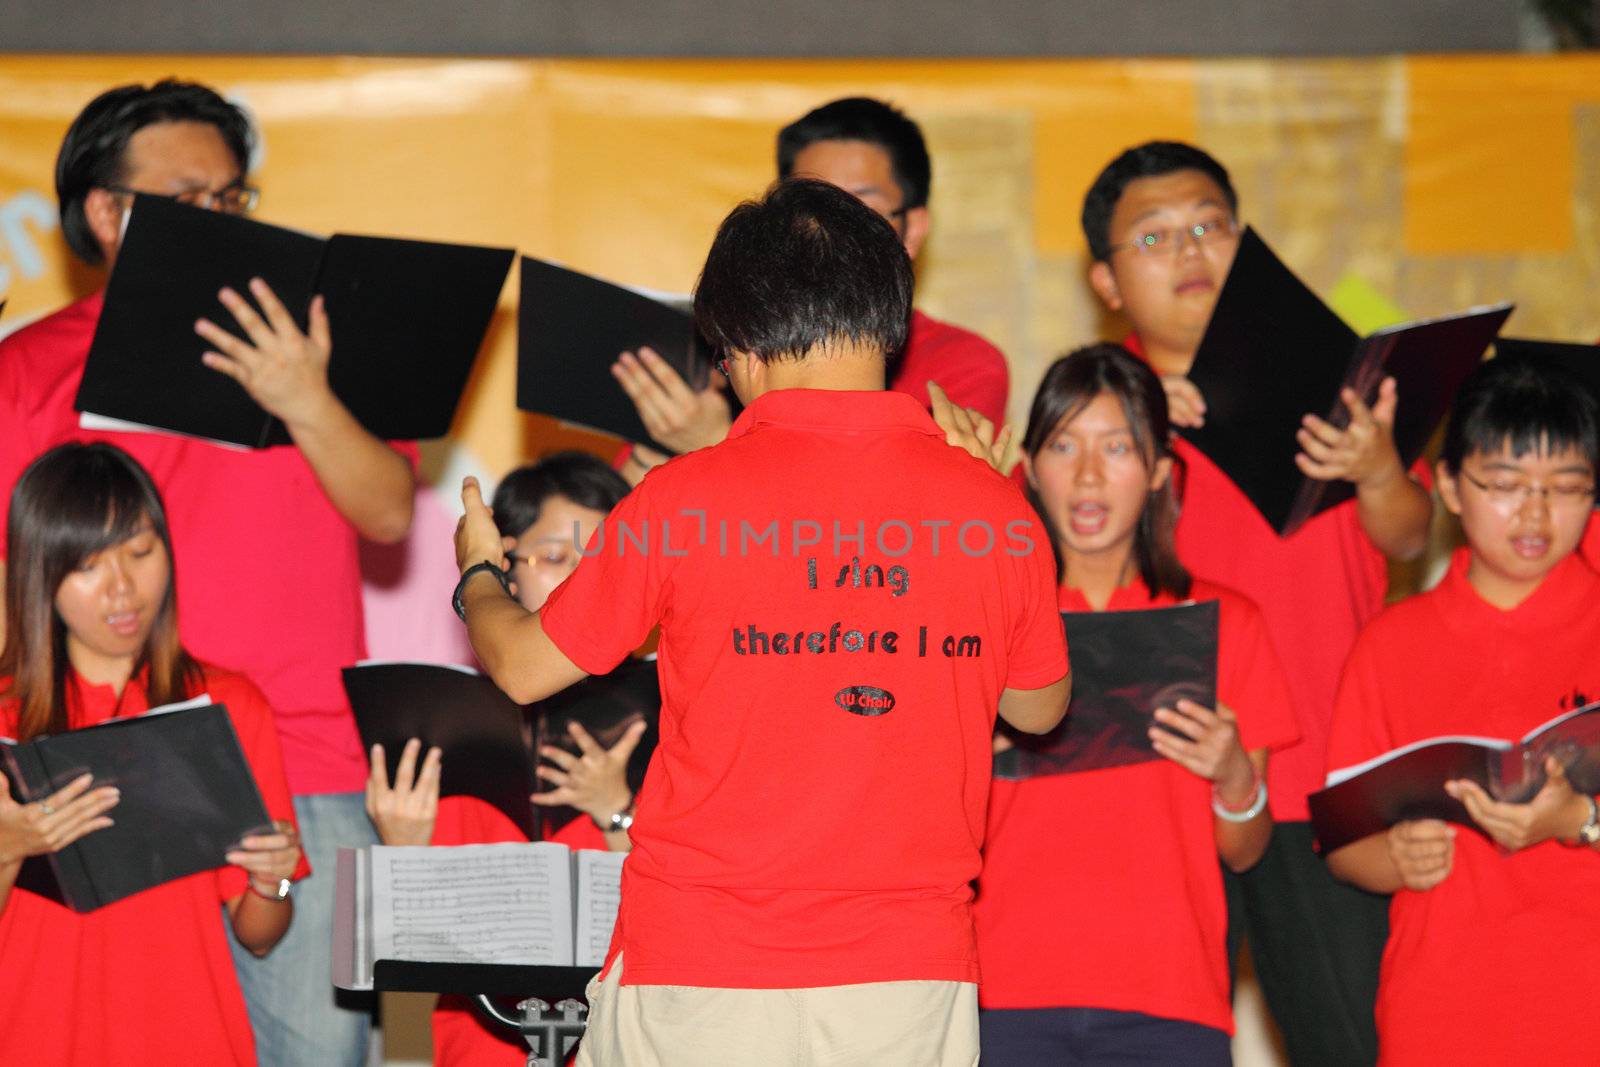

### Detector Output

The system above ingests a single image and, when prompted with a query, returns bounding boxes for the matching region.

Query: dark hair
[55,79,254,266]
[693,177,914,365]
[0,443,202,742]
[1441,356,1600,474]
[491,451,631,540]
[1080,141,1237,262]
[776,96,932,212]
[1022,342,1191,599]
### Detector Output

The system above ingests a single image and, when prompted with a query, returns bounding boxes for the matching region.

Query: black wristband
[453,561,512,621]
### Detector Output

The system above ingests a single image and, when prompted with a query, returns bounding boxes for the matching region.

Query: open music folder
[993,601,1219,780]
[1309,700,1600,852]
[1181,227,1512,536]
[0,697,273,912]
[516,256,735,448]
[75,194,513,449]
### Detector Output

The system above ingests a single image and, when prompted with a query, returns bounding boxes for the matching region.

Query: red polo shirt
[0,294,418,795]
[541,388,1067,989]
[893,309,1009,427]
[1325,549,1600,1066]
[0,666,307,1065]
[1123,333,1401,821]
[975,578,1297,1032]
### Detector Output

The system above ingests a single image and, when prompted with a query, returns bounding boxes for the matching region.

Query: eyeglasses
[715,357,730,379]
[1109,217,1238,257]
[1458,468,1596,510]
[106,181,261,216]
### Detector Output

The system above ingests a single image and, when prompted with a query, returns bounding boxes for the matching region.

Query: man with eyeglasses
[1075,141,1432,1067]
[610,96,1010,477]
[0,79,415,1067]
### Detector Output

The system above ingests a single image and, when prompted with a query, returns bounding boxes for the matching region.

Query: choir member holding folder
[0,79,435,1065]
[365,451,645,1067]
[0,443,305,1066]
[1080,141,1434,1066]
[972,345,1298,1065]
[1322,357,1600,1066]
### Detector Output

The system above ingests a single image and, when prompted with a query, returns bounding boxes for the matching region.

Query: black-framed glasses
[1108,216,1238,257]
[105,181,261,216]
[1457,467,1596,510]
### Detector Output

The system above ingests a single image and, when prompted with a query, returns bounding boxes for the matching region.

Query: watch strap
[453,561,512,621]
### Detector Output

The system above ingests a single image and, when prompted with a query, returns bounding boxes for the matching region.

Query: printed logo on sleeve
[836,686,895,717]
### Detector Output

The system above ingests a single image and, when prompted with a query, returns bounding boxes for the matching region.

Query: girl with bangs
[0,442,304,1066]
[974,344,1298,1065]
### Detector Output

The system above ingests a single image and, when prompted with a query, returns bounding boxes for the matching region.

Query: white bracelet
[1212,778,1269,822]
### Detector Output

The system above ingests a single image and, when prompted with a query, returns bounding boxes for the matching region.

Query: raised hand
[1385,819,1456,891]
[928,381,1012,473]
[0,772,118,866]
[1295,377,1405,489]
[531,718,647,828]
[196,278,336,427]
[611,347,733,454]
[455,476,507,574]
[366,739,443,847]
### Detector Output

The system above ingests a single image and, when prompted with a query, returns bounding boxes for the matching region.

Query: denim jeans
[229,791,377,1067]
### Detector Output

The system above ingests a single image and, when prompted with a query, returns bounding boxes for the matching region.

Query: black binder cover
[993,601,1219,781]
[1182,228,1511,536]
[516,257,724,448]
[533,659,660,838]
[1308,700,1600,852]
[76,195,512,448]
[0,701,272,913]
[344,663,537,838]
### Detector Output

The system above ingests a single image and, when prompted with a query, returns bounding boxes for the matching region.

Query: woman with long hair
[0,442,304,1065]
[974,344,1298,1065]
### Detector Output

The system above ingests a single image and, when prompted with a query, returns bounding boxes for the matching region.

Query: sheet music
[574,850,626,967]
[370,843,573,966]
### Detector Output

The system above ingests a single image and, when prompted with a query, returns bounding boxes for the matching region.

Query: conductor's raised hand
[366,739,443,847]
[0,772,119,866]
[1295,377,1405,489]
[611,347,732,454]
[455,476,507,574]
[928,381,1012,473]
[196,278,336,427]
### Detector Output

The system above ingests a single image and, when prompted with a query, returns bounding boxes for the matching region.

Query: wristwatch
[592,797,636,834]
[453,561,513,621]
[1574,795,1600,847]
[250,877,292,902]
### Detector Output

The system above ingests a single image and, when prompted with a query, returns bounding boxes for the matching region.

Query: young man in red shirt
[1080,141,1433,1066]
[455,177,1069,1066]
[612,96,1010,479]
[1324,355,1600,1065]
[0,80,416,1066]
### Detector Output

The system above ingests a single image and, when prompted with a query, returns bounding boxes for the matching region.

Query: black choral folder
[0,698,273,913]
[1181,227,1512,536]
[344,662,537,838]
[993,601,1218,781]
[1309,700,1600,852]
[76,194,514,448]
[516,256,731,449]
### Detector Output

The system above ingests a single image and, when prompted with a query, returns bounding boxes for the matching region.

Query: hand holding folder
[1182,227,1512,535]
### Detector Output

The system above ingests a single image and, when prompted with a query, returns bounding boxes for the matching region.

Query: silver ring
[39,802,54,815]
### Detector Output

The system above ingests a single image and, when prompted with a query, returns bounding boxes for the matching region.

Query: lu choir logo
[835,685,895,717]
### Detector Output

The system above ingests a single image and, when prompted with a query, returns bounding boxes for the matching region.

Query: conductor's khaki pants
[574,953,979,1067]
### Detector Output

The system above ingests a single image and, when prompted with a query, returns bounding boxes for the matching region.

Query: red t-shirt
[0,665,307,1065]
[975,578,1298,1032]
[1580,514,1600,570]
[429,797,604,1067]
[1325,549,1600,1066]
[0,294,419,795]
[1122,333,1400,821]
[892,309,1010,428]
[540,388,1067,989]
